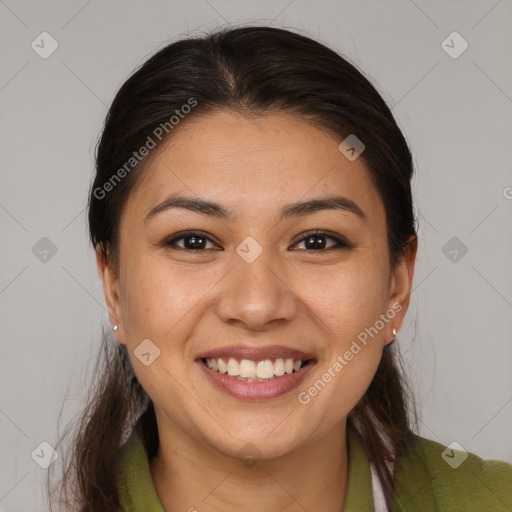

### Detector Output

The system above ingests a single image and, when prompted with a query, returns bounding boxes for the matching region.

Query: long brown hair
[48,25,419,511]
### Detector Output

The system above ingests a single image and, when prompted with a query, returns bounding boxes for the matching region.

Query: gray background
[1,0,511,510]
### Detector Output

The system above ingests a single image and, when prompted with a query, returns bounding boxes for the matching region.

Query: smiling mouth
[201,357,312,382]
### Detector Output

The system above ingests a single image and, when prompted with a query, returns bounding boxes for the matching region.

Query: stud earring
[113,325,118,332]
[392,328,397,336]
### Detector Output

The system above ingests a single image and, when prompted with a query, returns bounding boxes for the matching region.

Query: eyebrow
[144,193,367,224]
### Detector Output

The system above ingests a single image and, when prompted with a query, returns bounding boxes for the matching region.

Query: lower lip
[197,359,316,400]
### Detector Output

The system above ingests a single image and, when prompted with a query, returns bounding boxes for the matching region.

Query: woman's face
[98,110,415,460]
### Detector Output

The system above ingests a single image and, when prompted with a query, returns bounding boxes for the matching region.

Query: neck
[150,417,349,512]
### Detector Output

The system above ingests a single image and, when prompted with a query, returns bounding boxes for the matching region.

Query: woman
[48,26,512,511]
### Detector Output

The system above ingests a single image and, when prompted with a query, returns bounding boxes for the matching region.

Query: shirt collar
[117,425,375,511]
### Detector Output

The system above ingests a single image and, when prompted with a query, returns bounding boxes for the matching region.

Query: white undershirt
[370,461,391,512]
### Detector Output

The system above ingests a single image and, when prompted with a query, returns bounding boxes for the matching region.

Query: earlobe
[95,244,125,343]
[384,327,398,347]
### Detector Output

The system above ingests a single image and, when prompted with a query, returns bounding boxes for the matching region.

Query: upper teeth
[205,357,303,378]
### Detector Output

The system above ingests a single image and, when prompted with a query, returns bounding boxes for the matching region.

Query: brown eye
[292,231,351,251]
[164,231,220,251]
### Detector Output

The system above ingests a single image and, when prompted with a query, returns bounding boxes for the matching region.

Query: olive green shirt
[117,425,512,511]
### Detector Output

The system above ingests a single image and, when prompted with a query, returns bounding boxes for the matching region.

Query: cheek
[298,249,389,340]
[301,347,382,434]
[119,254,223,368]
[295,247,388,414]
[121,257,197,335]
[118,258,210,423]
[315,259,389,419]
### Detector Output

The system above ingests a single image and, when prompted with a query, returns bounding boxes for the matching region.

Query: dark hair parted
[49,25,419,511]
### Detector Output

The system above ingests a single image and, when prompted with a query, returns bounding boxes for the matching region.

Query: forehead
[123,110,385,226]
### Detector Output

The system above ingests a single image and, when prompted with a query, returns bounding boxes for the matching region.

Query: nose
[214,249,299,331]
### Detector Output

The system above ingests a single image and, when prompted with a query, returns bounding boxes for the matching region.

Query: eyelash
[163,230,352,252]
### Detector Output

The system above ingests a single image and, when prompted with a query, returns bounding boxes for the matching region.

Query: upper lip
[196,345,316,361]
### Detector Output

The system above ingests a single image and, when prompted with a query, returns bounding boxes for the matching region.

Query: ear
[384,235,418,345]
[96,244,126,344]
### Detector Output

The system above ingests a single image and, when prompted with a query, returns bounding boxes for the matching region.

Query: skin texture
[97,111,417,511]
